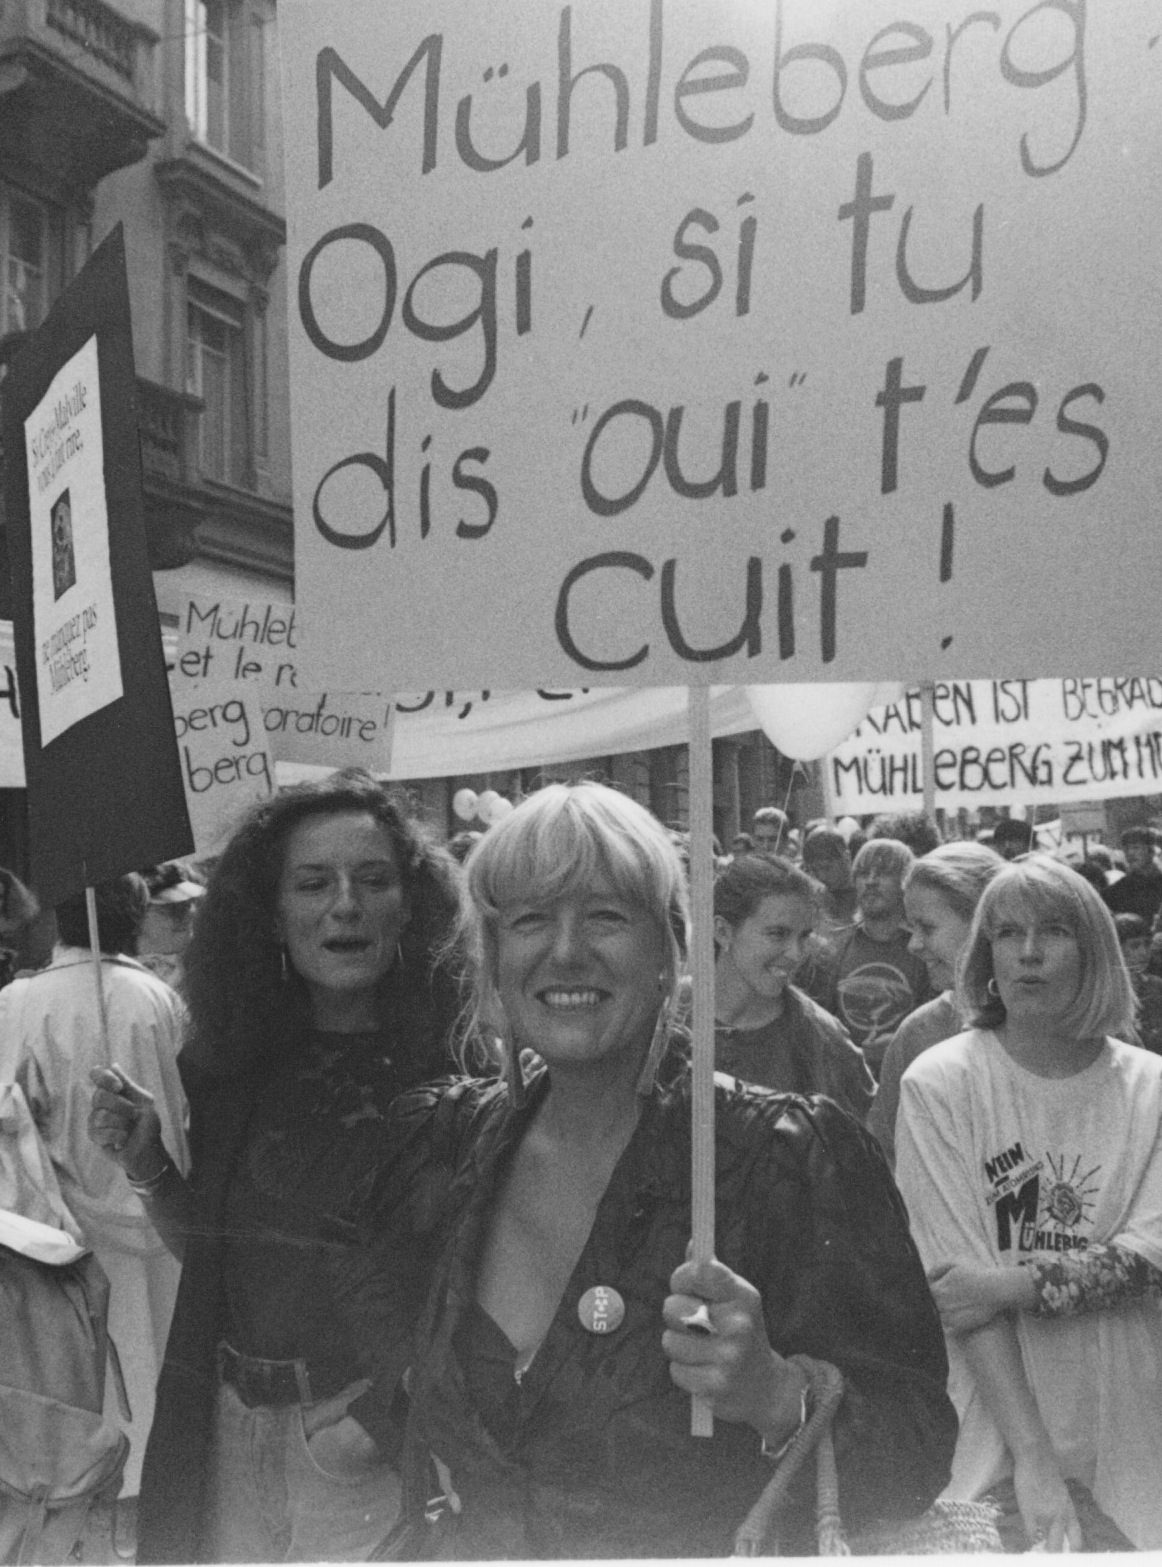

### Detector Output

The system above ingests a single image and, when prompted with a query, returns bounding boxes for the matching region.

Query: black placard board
[2,225,193,904]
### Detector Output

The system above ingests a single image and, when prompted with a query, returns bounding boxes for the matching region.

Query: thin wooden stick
[380,698,396,778]
[688,684,715,1438]
[85,885,111,1068]
[919,682,936,823]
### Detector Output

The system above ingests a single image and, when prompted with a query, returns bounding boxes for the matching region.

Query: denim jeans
[202,1380,401,1561]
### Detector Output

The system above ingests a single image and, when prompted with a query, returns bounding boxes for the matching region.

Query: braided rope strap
[733,1358,1003,1556]
[733,1357,847,1557]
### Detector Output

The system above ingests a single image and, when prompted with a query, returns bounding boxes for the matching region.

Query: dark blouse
[221,1029,415,1362]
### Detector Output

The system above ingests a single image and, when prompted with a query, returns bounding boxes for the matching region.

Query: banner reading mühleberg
[826,678,1162,815]
[1,227,193,902]
[281,0,1161,695]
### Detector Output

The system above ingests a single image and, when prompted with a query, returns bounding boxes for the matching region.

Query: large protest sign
[282,0,1160,693]
[826,678,1162,813]
[1,228,193,902]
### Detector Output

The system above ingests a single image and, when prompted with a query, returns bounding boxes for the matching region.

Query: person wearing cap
[136,862,205,989]
[1103,828,1162,925]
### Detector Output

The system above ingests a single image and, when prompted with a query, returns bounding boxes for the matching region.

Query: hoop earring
[987,977,1000,998]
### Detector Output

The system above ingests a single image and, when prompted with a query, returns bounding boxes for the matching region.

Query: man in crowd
[813,838,932,1080]
[801,827,858,936]
[751,806,790,856]
[867,811,941,858]
[0,875,189,1497]
[992,816,1034,860]
[1104,827,1162,924]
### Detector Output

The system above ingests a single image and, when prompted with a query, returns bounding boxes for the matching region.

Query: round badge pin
[578,1284,625,1335]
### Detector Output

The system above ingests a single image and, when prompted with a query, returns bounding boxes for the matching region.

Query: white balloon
[476,789,501,823]
[487,797,515,822]
[452,788,479,822]
[744,682,903,761]
[836,816,861,842]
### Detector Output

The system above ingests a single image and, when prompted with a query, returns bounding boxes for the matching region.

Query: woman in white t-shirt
[897,855,1162,1551]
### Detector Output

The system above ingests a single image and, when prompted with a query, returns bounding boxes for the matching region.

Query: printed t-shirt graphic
[983,1139,1100,1255]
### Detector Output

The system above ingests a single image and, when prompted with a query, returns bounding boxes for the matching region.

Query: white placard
[24,335,123,745]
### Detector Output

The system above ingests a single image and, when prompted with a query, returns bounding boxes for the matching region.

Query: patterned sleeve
[1028,1242,1162,1317]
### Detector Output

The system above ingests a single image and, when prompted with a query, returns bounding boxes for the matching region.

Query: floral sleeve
[1028,1243,1162,1316]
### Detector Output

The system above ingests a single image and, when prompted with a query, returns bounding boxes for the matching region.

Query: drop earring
[636,982,678,1097]
[987,977,1000,998]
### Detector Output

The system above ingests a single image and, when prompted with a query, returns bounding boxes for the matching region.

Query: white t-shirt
[896,1028,1162,1549]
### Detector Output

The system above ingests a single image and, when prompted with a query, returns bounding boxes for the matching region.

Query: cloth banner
[826,679,1162,813]
[171,593,897,776]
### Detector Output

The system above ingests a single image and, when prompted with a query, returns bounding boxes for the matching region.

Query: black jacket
[383,1065,956,1558]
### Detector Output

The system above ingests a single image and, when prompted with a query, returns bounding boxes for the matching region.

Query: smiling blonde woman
[370,782,955,1558]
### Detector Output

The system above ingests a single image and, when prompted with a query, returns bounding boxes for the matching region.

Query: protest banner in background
[171,593,898,773]
[281,0,1161,693]
[170,684,275,854]
[172,593,395,770]
[1,227,192,902]
[826,678,1162,814]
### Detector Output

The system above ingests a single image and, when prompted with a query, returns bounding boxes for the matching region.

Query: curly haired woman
[88,771,462,1563]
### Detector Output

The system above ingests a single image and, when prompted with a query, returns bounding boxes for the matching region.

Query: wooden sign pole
[920,682,937,824]
[84,884,111,1068]
[688,685,715,1437]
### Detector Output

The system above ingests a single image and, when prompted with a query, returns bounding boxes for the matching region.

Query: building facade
[1,0,293,605]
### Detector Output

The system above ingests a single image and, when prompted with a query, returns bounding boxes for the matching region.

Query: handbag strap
[733,1357,848,1557]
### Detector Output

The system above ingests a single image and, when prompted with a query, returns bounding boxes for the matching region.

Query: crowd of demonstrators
[370,783,955,1558]
[0,774,1148,1561]
[897,857,1162,1551]
[88,771,463,1563]
[712,853,874,1122]
[0,873,189,1497]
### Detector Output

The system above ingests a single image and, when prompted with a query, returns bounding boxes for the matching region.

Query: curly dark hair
[183,770,464,1076]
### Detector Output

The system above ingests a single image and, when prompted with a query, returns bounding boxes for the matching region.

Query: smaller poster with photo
[24,333,123,747]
